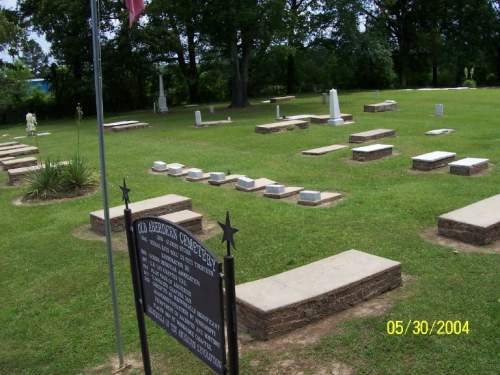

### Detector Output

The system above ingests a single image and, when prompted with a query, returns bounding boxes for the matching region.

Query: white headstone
[169,165,184,175]
[237,176,255,189]
[327,89,344,126]
[210,172,225,182]
[265,184,285,195]
[158,74,168,113]
[322,93,328,104]
[299,190,321,202]
[276,105,280,119]
[153,161,167,171]
[195,111,202,126]
[188,168,204,179]
[435,104,444,117]
[209,105,214,114]
[166,162,184,169]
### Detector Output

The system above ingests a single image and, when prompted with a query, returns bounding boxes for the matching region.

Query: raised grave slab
[7,161,68,185]
[255,120,308,134]
[0,146,39,158]
[196,119,232,128]
[90,194,192,234]
[352,144,393,161]
[208,173,243,186]
[364,101,398,112]
[297,191,343,206]
[158,209,203,234]
[0,144,28,152]
[263,185,303,199]
[412,151,456,171]
[0,141,18,147]
[236,177,276,192]
[349,128,395,143]
[438,194,500,245]
[0,156,15,163]
[103,120,139,128]
[309,114,354,124]
[270,95,295,103]
[1,156,38,170]
[302,144,347,156]
[236,249,401,340]
[108,122,150,132]
[449,158,489,176]
[426,128,455,136]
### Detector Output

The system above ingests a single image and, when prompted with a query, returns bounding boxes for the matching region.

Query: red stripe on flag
[125,0,145,27]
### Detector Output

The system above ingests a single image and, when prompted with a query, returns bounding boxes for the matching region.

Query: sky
[1,0,52,62]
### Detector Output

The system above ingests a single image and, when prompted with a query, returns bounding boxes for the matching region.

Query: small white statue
[26,112,37,136]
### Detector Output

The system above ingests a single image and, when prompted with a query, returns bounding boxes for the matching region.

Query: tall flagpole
[90,0,125,367]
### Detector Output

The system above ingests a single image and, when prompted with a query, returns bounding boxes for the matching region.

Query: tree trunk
[186,24,200,103]
[229,35,250,108]
[432,61,438,87]
[286,53,296,94]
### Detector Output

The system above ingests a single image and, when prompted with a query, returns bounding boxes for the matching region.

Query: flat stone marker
[103,120,140,128]
[195,119,232,128]
[309,114,354,124]
[90,194,192,234]
[185,168,210,182]
[270,95,295,103]
[152,161,168,172]
[108,122,150,132]
[7,161,68,185]
[438,194,500,245]
[364,100,398,112]
[264,185,304,199]
[302,144,347,156]
[352,144,393,161]
[167,165,190,176]
[208,173,243,186]
[0,156,15,163]
[297,191,343,206]
[412,151,456,170]
[1,156,38,171]
[158,209,203,234]
[425,128,455,136]
[255,120,309,134]
[236,177,276,192]
[449,158,489,176]
[283,114,315,121]
[236,249,401,339]
[0,144,27,152]
[0,146,38,158]
[0,141,18,147]
[349,128,396,143]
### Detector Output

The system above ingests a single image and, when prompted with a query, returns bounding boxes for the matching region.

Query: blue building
[28,78,50,93]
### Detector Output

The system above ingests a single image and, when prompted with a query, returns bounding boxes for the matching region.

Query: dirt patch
[260,355,355,375]
[421,228,500,254]
[84,353,169,375]
[12,188,98,206]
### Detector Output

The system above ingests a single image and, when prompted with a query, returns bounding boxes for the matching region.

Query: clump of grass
[24,155,97,201]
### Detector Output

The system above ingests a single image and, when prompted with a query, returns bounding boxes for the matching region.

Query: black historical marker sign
[134,217,226,374]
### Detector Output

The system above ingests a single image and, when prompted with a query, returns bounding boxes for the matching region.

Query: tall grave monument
[327,88,344,126]
[158,73,168,113]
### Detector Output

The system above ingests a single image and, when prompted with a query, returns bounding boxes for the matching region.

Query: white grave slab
[237,177,255,189]
[210,172,225,182]
[449,158,489,167]
[299,190,321,202]
[265,184,285,195]
[412,151,456,162]
[352,144,393,153]
[425,128,455,135]
[187,168,204,179]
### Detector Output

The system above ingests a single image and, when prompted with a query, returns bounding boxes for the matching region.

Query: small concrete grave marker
[208,172,242,186]
[235,177,276,192]
[349,128,396,143]
[449,157,489,176]
[352,144,393,161]
[412,151,456,170]
[195,111,202,127]
[167,164,188,176]
[152,161,168,172]
[425,128,455,136]
[435,104,444,116]
[186,168,210,181]
[275,105,281,119]
[264,185,303,199]
[327,88,344,126]
[364,100,398,112]
[237,176,255,189]
[297,190,343,206]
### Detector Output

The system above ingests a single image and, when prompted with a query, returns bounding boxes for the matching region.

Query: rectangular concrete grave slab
[298,191,343,206]
[349,129,396,143]
[208,174,243,186]
[269,95,295,103]
[0,156,15,163]
[309,114,354,124]
[302,144,347,156]
[426,129,455,136]
[352,144,393,161]
[449,158,489,176]
[0,141,18,148]
[364,101,398,112]
[237,176,256,189]
[412,151,456,170]
[236,249,401,340]
[158,209,203,234]
[0,146,39,158]
[167,167,190,177]
[108,122,150,132]
[196,119,232,127]
[1,156,38,170]
[0,144,28,152]
[282,114,315,121]
[235,178,276,192]
[90,194,192,234]
[186,168,210,182]
[103,120,139,128]
[8,161,68,185]
[438,194,500,245]
[264,186,304,199]
[255,120,309,134]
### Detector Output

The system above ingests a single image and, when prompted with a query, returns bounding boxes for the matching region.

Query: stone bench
[352,144,393,161]
[255,120,309,134]
[1,156,38,171]
[235,177,276,192]
[302,144,347,156]
[449,158,489,176]
[425,128,455,136]
[269,95,295,103]
[297,191,343,206]
[90,194,192,234]
[0,146,39,158]
[0,141,18,147]
[309,114,354,124]
[263,184,303,199]
[236,249,401,340]
[438,194,500,245]
[412,151,456,170]
[108,122,150,132]
[349,129,396,143]
[364,101,398,112]
[158,209,203,234]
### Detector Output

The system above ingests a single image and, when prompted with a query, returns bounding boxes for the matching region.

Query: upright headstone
[327,89,344,126]
[158,73,168,113]
[275,105,280,119]
[435,104,444,117]
[209,105,214,114]
[195,111,202,127]
[322,92,328,104]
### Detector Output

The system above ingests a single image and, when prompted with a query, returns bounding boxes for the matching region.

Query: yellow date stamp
[386,320,470,335]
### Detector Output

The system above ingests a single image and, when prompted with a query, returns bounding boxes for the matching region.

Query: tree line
[1,0,499,120]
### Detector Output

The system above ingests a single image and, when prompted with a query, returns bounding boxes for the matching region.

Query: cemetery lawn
[1,89,499,374]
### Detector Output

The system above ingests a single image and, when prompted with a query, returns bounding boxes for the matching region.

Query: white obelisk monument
[158,73,168,113]
[327,88,344,126]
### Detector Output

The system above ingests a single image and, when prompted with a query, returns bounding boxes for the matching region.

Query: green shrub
[462,79,477,88]
[25,159,65,200]
[61,154,98,193]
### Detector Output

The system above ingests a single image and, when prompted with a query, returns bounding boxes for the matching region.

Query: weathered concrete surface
[349,129,395,143]
[352,144,393,161]
[158,209,203,234]
[449,158,489,176]
[302,144,347,156]
[256,120,309,134]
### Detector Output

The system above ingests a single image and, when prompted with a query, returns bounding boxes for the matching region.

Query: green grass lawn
[1,89,499,374]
